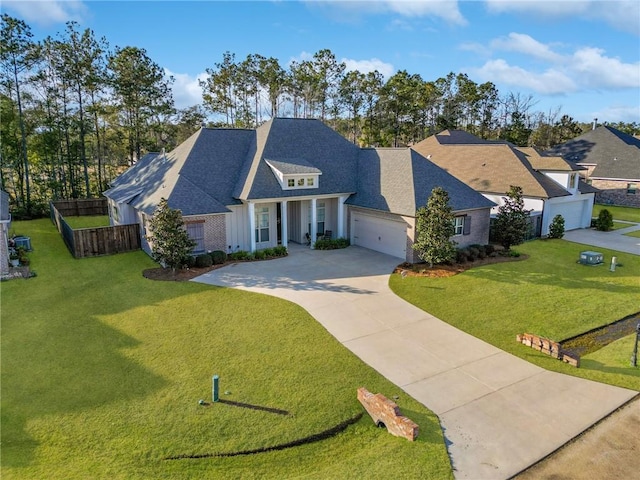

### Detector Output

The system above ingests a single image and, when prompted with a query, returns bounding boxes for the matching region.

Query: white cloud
[342,57,395,79]
[470,33,640,95]
[593,104,640,123]
[474,59,576,94]
[307,0,467,25]
[165,69,207,109]
[490,33,563,63]
[484,0,640,35]
[3,0,88,26]
[571,47,640,89]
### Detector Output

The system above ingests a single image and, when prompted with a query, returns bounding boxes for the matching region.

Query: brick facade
[185,214,228,252]
[591,179,640,208]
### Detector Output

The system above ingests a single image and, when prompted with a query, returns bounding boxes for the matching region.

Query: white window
[307,177,314,186]
[255,207,270,243]
[287,178,295,187]
[627,183,637,195]
[186,222,205,252]
[308,202,326,235]
[570,173,577,189]
[453,216,464,235]
[297,178,305,186]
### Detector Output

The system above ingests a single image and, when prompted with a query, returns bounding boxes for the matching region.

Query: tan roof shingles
[412,130,571,199]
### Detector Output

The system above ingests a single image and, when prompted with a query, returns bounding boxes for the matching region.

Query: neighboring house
[105,118,494,263]
[412,130,597,237]
[1,190,11,276]
[544,125,640,207]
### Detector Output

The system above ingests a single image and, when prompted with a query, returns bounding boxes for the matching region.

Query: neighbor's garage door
[548,200,586,231]
[352,212,407,259]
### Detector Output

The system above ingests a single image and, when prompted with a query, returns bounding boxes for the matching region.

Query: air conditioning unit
[579,251,603,265]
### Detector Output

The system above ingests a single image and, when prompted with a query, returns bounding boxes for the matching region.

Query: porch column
[337,195,347,238]
[280,200,288,248]
[248,201,256,252]
[310,198,317,249]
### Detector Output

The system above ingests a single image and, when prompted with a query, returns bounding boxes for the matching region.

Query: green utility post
[212,375,219,402]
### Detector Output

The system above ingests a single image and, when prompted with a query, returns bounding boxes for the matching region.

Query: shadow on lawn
[1,312,168,468]
[466,266,640,295]
[1,220,190,468]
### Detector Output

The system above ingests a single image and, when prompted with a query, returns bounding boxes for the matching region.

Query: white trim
[248,202,256,252]
[280,200,288,248]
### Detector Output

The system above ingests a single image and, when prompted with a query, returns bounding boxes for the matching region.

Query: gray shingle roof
[347,148,495,216]
[236,118,359,200]
[106,120,494,219]
[544,126,640,181]
[265,158,322,175]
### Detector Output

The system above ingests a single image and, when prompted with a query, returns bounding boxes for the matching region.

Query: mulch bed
[144,253,528,282]
[394,254,529,278]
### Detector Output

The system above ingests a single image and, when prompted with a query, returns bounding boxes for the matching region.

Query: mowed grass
[592,204,640,223]
[2,219,452,480]
[624,229,640,238]
[60,215,111,229]
[390,239,640,391]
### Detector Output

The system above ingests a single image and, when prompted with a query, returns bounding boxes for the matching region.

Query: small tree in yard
[147,198,195,272]
[594,209,613,231]
[494,185,530,250]
[548,214,565,239]
[413,187,457,267]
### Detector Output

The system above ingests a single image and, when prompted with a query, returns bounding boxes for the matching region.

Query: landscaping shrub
[314,237,350,250]
[261,247,274,258]
[456,248,469,263]
[484,244,495,255]
[548,214,565,239]
[254,249,266,260]
[273,245,288,257]
[229,250,251,261]
[467,247,480,261]
[594,209,613,231]
[195,253,213,268]
[186,255,196,268]
[210,250,227,265]
[470,244,487,259]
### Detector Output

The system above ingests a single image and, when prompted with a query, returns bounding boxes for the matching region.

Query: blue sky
[5,0,640,123]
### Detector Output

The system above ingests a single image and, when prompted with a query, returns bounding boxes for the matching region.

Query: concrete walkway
[192,244,636,479]
[563,224,640,255]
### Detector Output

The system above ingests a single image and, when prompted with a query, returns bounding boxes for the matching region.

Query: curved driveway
[193,244,636,480]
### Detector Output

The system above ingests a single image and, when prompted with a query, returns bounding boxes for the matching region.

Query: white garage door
[548,201,586,231]
[352,212,407,259]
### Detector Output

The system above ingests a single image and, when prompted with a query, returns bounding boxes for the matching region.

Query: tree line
[1,14,638,218]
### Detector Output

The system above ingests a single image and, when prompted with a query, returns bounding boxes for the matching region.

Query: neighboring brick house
[412,130,597,237]
[1,191,10,275]
[545,125,640,208]
[105,118,494,263]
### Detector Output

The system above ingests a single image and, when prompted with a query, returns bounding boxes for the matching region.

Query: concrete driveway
[192,244,636,480]
[563,223,640,256]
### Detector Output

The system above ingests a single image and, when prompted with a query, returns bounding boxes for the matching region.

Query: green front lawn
[60,215,111,229]
[2,219,451,480]
[624,229,640,238]
[592,204,640,223]
[391,239,640,391]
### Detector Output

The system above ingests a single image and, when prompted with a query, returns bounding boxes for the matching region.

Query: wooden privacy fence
[52,198,108,217]
[50,199,141,258]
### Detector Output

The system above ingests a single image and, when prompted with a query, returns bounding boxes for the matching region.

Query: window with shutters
[453,216,464,235]
[186,222,205,253]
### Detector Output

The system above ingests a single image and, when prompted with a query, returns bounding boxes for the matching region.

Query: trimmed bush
[261,247,274,258]
[254,250,266,260]
[195,253,213,268]
[273,245,288,257]
[211,250,227,265]
[484,244,495,255]
[455,249,468,264]
[314,237,350,250]
[594,209,613,231]
[467,247,480,261]
[548,214,565,239]
[229,250,251,261]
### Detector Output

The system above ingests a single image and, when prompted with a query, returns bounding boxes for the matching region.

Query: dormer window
[266,159,322,191]
[569,173,577,189]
